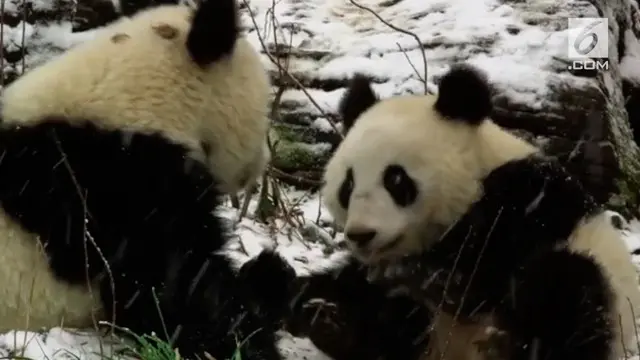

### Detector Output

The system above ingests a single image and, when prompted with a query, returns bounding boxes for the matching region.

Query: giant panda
[0,0,297,359]
[289,64,640,360]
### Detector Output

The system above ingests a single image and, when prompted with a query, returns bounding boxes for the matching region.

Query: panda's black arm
[284,257,432,360]
[0,120,291,360]
[372,155,596,318]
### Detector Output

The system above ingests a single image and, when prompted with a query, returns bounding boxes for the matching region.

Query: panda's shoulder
[483,154,582,196]
[480,154,597,223]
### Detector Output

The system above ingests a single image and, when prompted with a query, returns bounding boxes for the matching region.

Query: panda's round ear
[434,64,493,126]
[187,0,240,67]
[339,74,378,134]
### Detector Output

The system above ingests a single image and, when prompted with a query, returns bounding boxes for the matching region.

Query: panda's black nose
[346,230,377,246]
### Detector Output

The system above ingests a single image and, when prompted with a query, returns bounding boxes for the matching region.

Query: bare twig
[240,0,343,137]
[236,183,257,220]
[267,166,322,186]
[627,297,640,356]
[438,209,502,359]
[52,132,117,334]
[0,0,5,89]
[396,42,425,86]
[348,0,428,94]
[20,0,26,75]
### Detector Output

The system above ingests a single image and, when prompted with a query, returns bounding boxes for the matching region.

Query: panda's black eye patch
[338,167,354,209]
[383,165,417,207]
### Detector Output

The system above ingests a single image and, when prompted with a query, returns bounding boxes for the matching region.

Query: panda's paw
[366,256,452,304]
[237,249,297,320]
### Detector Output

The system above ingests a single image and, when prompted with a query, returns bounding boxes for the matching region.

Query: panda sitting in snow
[0,0,296,359]
[288,63,640,360]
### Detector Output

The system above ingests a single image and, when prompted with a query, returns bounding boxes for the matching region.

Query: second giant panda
[290,64,640,360]
[0,1,296,359]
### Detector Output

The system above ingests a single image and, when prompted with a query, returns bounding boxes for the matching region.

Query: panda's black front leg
[493,248,614,360]
[285,258,432,360]
[100,249,289,360]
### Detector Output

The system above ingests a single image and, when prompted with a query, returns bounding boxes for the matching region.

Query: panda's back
[0,3,270,195]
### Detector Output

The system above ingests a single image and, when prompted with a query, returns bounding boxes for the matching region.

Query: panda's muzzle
[346,229,404,260]
[345,229,377,247]
[379,235,402,252]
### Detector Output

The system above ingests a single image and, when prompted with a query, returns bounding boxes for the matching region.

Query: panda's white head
[0,0,270,195]
[323,64,538,263]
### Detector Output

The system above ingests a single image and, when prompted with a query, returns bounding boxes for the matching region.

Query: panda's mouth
[379,236,403,253]
[351,236,403,263]
[363,235,404,261]
[372,223,449,259]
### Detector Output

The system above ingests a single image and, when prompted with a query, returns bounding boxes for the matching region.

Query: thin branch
[52,132,117,334]
[349,0,428,94]
[396,42,425,87]
[20,0,26,75]
[438,207,503,360]
[0,0,5,89]
[240,0,343,137]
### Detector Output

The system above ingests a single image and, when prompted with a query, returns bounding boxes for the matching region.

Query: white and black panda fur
[2,0,271,196]
[0,1,296,359]
[289,64,640,360]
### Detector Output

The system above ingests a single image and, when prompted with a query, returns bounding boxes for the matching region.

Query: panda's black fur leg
[0,118,285,360]
[495,249,614,360]
[100,252,279,359]
[101,249,288,360]
[236,249,298,325]
[285,258,432,360]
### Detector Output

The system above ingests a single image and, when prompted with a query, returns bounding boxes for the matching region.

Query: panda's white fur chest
[0,209,101,331]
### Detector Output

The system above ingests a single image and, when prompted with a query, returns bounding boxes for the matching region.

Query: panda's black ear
[187,0,240,67]
[339,74,378,134]
[434,64,493,126]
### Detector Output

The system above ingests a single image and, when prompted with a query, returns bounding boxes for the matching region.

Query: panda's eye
[383,164,417,207]
[338,168,354,209]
